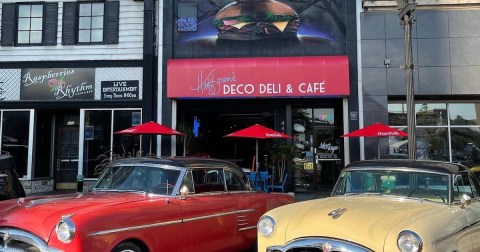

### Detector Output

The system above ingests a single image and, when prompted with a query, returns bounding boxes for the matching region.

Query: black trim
[0,60,142,69]
[105,1,120,44]
[0,100,143,110]
[44,3,58,46]
[62,2,77,45]
[1,3,16,46]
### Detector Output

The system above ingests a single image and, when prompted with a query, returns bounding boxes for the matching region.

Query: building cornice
[363,0,480,12]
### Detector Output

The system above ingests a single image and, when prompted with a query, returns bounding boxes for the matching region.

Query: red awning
[167,56,349,99]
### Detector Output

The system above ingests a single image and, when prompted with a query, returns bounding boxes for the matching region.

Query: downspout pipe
[356,0,365,160]
[143,0,155,152]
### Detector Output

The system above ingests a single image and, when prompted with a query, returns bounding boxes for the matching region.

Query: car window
[453,174,480,201]
[93,166,181,195]
[191,168,226,193]
[469,174,480,198]
[334,170,449,203]
[224,169,245,191]
[182,170,195,193]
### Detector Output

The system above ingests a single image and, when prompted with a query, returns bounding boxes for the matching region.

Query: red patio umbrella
[224,124,292,172]
[341,122,408,159]
[115,121,185,154]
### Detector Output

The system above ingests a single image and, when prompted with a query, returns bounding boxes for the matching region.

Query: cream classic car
[257,159,480,252]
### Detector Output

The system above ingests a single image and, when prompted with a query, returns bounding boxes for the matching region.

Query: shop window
[451,128,480,167]
[416,127,449,161]
[112,110,141,157]
[449,103,480,126]
[388,101,480,167]
[1,111,30,178]
[33,111,53,178]
[0,3,58,46]
[388,103,407,126]
[84,110,112,178]
[62,1,119,45]
[83,109,141,178]
[415,103,447,126]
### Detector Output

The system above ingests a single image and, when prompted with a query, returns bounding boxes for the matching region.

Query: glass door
[55,112,80,190]
[292,107,342,192]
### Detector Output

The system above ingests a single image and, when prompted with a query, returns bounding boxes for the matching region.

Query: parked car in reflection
[0,153,26,200]
[258,159,480,252]
[0,157,294,252]
[470,166,480,181]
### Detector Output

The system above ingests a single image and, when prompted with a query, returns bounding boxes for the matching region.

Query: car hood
[274,196,446,250]
[0,192,152,241]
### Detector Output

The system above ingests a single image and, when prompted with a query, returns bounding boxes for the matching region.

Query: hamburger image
[214,0,300,40]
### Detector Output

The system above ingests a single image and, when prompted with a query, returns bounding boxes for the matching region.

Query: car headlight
[56,216,76,243]
[397,230,422,252]
[258,215,276,237]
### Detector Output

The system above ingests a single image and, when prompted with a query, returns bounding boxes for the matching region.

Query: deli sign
[167,56,349,99]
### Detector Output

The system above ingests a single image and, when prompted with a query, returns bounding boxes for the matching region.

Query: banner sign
[167,56,349,99]
[20,68,95,101]
[101,80,139,100]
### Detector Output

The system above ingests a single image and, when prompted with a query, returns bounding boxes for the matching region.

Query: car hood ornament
[327,208,347,219]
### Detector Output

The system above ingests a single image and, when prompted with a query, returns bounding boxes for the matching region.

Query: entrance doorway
[176,100,278,169]
[54,111,80,190]
[292,107,343,192]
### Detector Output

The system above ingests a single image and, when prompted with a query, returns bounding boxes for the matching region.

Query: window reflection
[388,103,407,126]
[416,128,449,161]
[416,103,447,126]
[83,109,141,178]
[451,128,480,167]
[1,111,30,177]
[449,103,480,125]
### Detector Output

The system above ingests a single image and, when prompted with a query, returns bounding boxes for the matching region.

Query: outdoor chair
[259,171,270,191]
[267,174,288,193]
[248,172,259,189]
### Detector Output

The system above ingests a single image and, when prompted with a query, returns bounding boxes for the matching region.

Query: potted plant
[268,142,299,183]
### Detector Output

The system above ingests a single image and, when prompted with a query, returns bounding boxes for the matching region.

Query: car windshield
[332,169,449,204]
[93,165,182,196]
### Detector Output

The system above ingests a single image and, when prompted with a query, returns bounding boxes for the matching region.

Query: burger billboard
[214,0,300,40]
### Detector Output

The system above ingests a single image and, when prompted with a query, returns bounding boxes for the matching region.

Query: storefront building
[160,0,359,191]
[0,0,151,194]
[360,1,480,168]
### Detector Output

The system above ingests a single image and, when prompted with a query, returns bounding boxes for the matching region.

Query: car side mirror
[461,194,472,208]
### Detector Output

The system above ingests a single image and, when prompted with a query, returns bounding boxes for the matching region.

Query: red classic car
[0,157,294,252]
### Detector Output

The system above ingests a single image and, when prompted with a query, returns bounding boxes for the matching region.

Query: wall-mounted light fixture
[384,59,390,68]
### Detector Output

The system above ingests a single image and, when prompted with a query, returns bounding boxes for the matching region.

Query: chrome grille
[0,228,62,252]
[266,237,373,252]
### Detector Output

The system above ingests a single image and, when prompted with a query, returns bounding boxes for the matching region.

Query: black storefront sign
[20,68,95,101]
[101,80,139,100]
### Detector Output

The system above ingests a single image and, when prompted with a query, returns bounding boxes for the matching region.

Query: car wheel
[112,241,143,252]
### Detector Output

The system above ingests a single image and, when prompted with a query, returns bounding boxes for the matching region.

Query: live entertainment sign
[101,80,139,100]
[167,56,349,99]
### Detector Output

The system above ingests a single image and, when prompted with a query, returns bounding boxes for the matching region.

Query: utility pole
[397,0,417,159]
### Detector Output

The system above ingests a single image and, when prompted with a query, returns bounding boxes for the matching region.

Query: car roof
[111,156,244,173]
[345,159,469,174]
[0,155,15,171]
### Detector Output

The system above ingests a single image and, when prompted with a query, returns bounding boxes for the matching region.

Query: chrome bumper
[267,237,373,252]
[0,228,63,252]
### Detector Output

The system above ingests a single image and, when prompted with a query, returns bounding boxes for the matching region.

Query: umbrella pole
[256,139,259,190]
[150,137,152,155]
[377,138,380,159]
[256,139,259,172]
